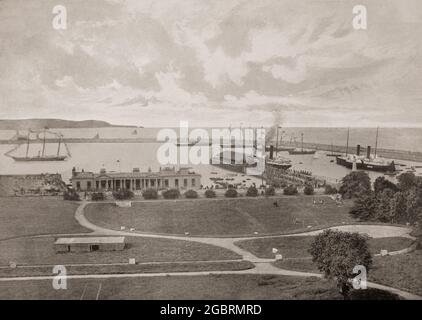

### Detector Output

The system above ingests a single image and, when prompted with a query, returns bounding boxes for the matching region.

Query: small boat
[176,137,200,147]
[384,172,397,176]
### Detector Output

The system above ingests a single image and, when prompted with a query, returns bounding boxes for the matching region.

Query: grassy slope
[85,196,354,236]
[0,275,400,300]
[0,236,241,266]
[370,251,422,296]
[0,197,89,239]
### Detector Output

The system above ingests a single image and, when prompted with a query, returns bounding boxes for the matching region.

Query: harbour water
[0,127,421,187]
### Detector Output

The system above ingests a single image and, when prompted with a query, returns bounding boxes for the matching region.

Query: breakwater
[277,142,422,163]
[1,138,422,163]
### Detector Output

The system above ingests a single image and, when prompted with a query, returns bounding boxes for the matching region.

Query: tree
[162,188,180,199]
[184,190,198,199]
[373,176,398,194]
[349,191,378,221]
[246,185,258,197]
[309,230,372,299]
[283,185,298,196]
[374,189,395,223]
[204,189,216,198]
[390,191,409,224]
[113,189,134,200]
[397,172,417,191]
[339,171,371,199]
[225,188,238,198]
[142,188,158,200]
[303,184,314,195]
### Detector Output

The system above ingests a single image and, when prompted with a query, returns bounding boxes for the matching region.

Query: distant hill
[0,119,135,130]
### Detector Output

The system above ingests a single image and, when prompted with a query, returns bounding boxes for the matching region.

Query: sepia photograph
[0,0,421,310]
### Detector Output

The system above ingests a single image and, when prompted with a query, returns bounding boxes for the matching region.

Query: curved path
[2,201,419,300]
[70,201,422,300]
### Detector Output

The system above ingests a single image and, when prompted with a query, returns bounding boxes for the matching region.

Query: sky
[0,0,421,127]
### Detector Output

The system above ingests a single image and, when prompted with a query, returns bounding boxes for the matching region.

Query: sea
[0,127,421,186]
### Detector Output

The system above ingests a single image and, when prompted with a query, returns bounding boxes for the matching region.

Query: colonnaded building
[71,167,201,191]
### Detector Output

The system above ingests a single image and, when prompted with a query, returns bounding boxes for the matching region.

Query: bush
[162,188,180,199]
[303,185,314,195]
[205,189,216,198]
[63,189,80,201]
[225,188,238,198]
[324,185,338,195]
[91,192,105,201]
[265,186,276,196]
[246,185,258,197]
[184,190,198,199]
[113,189,134,200]
[142,188,158,200]
[283,185,298,196]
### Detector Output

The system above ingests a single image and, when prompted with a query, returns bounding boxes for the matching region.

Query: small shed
[54,236,126,253]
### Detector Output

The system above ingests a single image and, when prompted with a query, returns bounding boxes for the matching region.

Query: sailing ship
[336,128,396,173]
[6,130,68,162]
[288,133,316,155]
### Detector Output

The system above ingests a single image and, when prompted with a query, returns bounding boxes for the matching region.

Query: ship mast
[345,128,350,156]
[57,135,61,157]
[41,129,46,157]
[301,133,304,152]
[374,127,379,158]
[25,132,30,158]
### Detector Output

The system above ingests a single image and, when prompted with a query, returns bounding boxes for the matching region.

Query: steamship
[336,128,396,173]
[266,145,292,170]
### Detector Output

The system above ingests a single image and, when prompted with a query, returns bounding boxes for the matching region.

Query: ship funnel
[269,145,274,160]
[367,146,371,159]
[356,145,361,156]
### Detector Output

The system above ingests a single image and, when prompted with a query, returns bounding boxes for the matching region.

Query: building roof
[72,167,201,180]
[54,236,125,245]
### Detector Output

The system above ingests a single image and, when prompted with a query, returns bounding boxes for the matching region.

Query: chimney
[269,145,274,160]
[367,146,371,159]
[133,168,140,173]
[356,145,361,156]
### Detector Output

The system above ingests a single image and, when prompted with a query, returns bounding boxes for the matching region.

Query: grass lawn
[0,197,89,239]
[85,196,355,236]
[370,251,422,296]
[0,274,400,300]
[236,236,414,259]
[0,236,241,266]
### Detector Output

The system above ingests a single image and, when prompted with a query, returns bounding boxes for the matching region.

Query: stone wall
[0,174,66,197]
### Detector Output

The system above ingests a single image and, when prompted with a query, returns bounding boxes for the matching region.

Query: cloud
[0,0,421,127]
